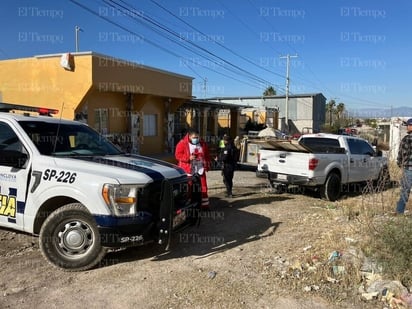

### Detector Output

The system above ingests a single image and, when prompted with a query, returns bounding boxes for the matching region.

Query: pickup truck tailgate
[259,150,312,176]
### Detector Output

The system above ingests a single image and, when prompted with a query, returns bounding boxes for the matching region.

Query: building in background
[208,93,326,135]
[0,52,245,161]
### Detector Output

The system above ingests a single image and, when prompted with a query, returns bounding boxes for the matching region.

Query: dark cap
[407,118,412,125]
[223,135,231,141]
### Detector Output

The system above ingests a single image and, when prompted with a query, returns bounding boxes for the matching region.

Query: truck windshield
[18,120,123,156]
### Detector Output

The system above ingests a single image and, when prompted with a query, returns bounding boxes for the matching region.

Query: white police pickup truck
[258,133,389,201]
[0,103,200,271]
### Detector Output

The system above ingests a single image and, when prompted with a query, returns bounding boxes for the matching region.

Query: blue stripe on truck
[75,156,167,181]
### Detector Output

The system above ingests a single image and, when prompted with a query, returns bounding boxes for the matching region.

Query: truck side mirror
[0,150,28,168]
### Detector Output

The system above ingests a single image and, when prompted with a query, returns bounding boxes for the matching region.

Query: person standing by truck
[395,118,412,214]
[175,128,212,209]
[219,135,239,198]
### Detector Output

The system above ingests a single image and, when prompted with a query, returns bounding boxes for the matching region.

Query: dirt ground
[0,170,397,309]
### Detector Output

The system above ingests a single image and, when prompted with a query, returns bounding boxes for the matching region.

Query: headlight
[102,184,138,216]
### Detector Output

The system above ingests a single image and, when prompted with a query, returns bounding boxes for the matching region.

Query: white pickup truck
[0,103,200,271]
[257,133,389,201]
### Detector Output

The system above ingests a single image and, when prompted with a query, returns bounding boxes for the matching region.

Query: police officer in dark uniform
[219,135,238,198]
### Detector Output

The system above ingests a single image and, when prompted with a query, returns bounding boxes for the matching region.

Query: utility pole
[203,78,207,98]
[75,26,83,52]
[280,54,298,133]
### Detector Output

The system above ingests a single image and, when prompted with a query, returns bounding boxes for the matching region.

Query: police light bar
[0,102,59,116]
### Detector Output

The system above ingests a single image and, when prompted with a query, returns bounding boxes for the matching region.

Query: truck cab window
[0,122,25,153]
[359,140,375,156]
[348,138,374,155]
[347,139,361,154]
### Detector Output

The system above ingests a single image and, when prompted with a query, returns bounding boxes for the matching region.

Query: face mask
[191,138,199,145]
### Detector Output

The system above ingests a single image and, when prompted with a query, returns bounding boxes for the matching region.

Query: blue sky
[0,0,411,112]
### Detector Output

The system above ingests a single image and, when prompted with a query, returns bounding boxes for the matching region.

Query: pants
[190,173,209,209]
[222,164,235,195]
[396,169,412,213]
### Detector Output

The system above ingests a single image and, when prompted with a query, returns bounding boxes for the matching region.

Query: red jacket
[175,134,211,174]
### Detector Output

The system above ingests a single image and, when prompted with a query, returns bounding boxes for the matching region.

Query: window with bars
[94,108,108,134]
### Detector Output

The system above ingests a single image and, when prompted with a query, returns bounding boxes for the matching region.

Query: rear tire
[320,173,341,201]
[256,170,268,178]
[39,203,107,272]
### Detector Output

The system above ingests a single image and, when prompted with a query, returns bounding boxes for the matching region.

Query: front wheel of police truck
[39,203,107,272]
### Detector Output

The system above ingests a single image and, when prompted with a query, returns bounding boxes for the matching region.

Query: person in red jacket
[175,128,211,209]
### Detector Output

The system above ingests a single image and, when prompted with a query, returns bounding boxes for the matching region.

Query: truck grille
[137,175,191,217]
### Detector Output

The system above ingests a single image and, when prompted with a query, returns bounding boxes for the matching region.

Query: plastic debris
[344,237,357,244]
[361,291,379,301]
[367,280,408,297]
[304,286,312,292]
[207,271,217,279]
[326,276,339,284]
[332,265,345,275]
[328,251,341,263]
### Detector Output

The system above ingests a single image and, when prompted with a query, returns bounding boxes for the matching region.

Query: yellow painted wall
[0,54,93,119]
[78,91,169,155]
[217,110,231,128]
[81,90,128,133]
[92,55,193,98]
[138,95,164,155]
[0,52,194,156]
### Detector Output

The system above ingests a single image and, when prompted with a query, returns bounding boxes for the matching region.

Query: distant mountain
[348,106,412,118]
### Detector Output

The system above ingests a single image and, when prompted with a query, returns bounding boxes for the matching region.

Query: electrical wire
[69,0,270,92]
[107,0,275,87]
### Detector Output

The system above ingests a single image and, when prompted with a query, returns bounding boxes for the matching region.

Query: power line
[151,0,285,80]
[107,0,274,87]
[70,0,272,92]
[69,0,180,57]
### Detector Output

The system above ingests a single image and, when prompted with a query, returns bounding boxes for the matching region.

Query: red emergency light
[0,102,59,116]
[38,107,59,115]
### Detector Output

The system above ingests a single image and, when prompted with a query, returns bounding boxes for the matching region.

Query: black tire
[255,170,268,178]
[39,203,106,271]
[320,172,341,201]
